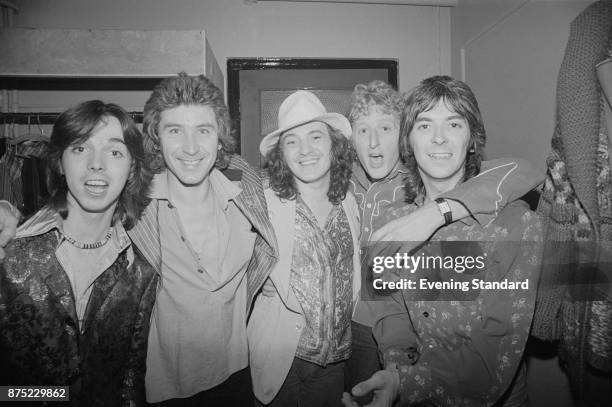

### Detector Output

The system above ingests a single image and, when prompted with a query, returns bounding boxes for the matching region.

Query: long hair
[46,100,152,229]
[142,72,235,172]
[400,76,486,202]
[265,125,353,205]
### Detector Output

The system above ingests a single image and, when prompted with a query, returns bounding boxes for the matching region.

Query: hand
[341,365,400,407]
[261,277,276,297]
[0,201,19,259]
[371,202,443,243]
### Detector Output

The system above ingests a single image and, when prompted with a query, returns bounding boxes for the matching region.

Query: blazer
[247,188,361,404]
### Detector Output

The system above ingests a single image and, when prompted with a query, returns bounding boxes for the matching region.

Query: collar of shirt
[352,160,409,191]
[16,205,133,265]
[149,169,242,211]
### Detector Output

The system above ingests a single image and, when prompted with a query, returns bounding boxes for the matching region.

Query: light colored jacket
[248,188,361,404]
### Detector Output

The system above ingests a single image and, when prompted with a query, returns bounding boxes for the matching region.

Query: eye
[168,127,180,135]
[72,145,86,153]
[381,125,391,133]
[110,150,125,158]
[417,124,430,131]
[450,122,463,129]
[356,127,369,136]
[199,127,210,135]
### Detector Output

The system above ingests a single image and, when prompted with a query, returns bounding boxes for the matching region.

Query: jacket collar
[351,160,408,191]
[16,206,132,267]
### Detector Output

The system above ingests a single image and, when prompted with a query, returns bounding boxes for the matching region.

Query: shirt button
[422,311,429,318]
[167,202,174,209]
[197,268,204,274]
[367,203,372,209]
[295,323,301,331]
[180,235,186,242]
[364,227,369,232]
[428,344,434,349]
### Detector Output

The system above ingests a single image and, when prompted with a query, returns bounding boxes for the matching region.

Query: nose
[298,139,313,155]
[432,126,447,145]
[369,130,380,149]
[88,150,105,172]
[182,131,200,155]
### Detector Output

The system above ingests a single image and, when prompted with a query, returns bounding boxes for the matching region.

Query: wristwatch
[434,198,452,226]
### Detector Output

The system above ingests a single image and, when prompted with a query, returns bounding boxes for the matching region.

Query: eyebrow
[415,114,465,122]
[161,122,216,129]
[108,137,127,145]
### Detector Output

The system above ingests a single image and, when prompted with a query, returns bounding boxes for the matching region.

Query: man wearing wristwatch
[344,80,543,401]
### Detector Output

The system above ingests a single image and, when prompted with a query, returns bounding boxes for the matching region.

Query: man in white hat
[248,90,362,407]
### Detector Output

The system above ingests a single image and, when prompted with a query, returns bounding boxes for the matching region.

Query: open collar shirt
[144,170,257,402]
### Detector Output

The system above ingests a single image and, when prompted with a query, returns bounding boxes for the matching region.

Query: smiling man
[250,90,361,406]
[344,80,543,400]
[130,73,277,406]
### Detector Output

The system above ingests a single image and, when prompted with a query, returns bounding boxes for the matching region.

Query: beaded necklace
[63,228,113,250]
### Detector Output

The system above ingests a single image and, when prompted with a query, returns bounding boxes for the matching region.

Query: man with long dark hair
[0,100,157,406]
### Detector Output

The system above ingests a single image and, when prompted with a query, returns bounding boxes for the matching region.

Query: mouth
[368,153,384,168]
[84,179,109,195]
[299,158,319,166]
[178,158,204,166]
[428,153,453,160]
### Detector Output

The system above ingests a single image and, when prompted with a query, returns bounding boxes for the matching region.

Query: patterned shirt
[350,158,544,327]
[373,199,542,406]
[290,195,354,366]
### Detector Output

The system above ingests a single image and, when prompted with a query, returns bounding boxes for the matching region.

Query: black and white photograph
[0,0,611,406]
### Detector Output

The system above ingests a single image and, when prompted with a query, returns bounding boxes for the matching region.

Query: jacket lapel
[265,189,303,312]
[80,252,127,334]
[35,235,79,326]
[128,200,162,273]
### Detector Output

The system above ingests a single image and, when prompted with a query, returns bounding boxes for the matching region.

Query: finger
[351,374,384,398]
[0,218,18,247]
[341,392,359,407]
[261,289,276,298]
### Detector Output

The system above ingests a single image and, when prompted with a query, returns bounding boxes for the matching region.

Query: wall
[9,0,452,95]
[451,0,594,174]
[452,2,596,406]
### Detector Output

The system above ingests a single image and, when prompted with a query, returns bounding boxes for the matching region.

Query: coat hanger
[9,113,48,145]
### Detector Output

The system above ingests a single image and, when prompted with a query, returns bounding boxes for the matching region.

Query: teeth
[85,180,107,186]
[429,153,452,159]
[300,159,318,165]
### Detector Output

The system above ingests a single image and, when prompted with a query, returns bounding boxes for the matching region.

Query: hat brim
[259,113,352,157]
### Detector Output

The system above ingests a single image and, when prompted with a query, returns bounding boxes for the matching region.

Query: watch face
[436,198,452,224]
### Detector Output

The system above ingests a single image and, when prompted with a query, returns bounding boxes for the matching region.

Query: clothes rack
[0,111,144,125]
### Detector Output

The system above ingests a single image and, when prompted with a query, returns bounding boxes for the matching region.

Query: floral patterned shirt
[290,195,354,366]
[373,199,542,406]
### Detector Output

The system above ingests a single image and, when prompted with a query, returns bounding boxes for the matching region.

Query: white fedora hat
[259,90,352,156]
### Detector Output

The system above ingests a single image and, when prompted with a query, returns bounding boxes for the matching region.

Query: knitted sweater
[534,0,612,395]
